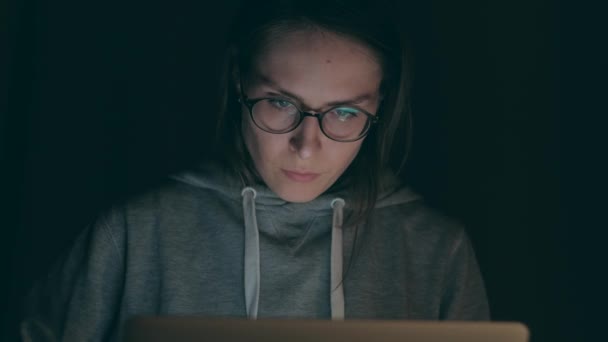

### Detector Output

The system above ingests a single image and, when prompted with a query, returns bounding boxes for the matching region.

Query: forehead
[249,29,382,103]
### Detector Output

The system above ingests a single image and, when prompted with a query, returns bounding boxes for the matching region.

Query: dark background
[3,0,600,341]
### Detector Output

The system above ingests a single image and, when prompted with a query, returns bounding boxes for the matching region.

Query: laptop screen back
[124,317,529,342]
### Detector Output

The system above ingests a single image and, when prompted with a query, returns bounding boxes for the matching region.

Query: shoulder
[373,172,466,245]
[120,160,240,217]
[102,160,244,235]
[372,195,468,257]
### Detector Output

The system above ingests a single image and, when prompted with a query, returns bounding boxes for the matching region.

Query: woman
[21,0,490,340]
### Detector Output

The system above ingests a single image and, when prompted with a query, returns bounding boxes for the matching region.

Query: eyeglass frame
[237,94,380,143]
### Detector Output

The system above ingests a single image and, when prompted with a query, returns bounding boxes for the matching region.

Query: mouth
[281,169,320,183]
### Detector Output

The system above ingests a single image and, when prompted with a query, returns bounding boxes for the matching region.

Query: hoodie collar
[170,159,420,320]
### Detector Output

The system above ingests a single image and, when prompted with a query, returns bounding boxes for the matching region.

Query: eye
[268,99,295,110]
[333,108,360,122]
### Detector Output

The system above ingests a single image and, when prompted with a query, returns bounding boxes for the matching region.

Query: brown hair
[214,0,413,228]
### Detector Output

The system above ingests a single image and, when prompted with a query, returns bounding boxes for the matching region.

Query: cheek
[331,141,364,167]
[242,114,262,160]
[242,113,284,165]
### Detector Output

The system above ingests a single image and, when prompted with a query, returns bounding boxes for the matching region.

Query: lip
[281,169,320,182]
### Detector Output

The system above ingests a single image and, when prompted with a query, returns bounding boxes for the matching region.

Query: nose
[289,116,322,159]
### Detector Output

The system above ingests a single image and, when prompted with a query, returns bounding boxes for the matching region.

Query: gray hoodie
[21,161,490,341]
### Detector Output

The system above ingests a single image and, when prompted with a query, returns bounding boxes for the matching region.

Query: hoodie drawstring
[241,187,260,319]
[330,198,345,320]
[240,187,345,320]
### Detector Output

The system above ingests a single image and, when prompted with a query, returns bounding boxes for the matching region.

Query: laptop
[123,317,529,342]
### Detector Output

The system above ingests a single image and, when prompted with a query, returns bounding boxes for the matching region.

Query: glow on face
[240,29,382,203]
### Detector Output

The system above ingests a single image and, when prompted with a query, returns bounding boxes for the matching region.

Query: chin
[272,183,324,203]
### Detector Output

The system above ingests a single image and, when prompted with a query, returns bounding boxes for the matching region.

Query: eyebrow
[254,73,375,110]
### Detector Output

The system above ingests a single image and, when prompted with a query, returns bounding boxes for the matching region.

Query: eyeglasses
[238,95,379,142]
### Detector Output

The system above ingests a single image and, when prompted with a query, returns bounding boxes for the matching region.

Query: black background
[3,0,601,341]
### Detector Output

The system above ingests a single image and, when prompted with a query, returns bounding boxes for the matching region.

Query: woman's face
[240,29,382,203]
